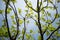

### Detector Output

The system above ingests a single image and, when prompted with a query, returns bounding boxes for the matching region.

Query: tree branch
[24,0,37,13]
[48,1,58,24]
[22,18,26,40]
[12,3,19,40]
[37,0,43,40]
[5,0,12,40]
[41,1,58,34]
[46,26,60,40]
[40,0,48,11]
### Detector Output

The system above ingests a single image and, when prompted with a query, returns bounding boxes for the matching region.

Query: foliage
[0,0,60,40]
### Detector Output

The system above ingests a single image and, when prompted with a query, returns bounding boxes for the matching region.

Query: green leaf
[48,25,56,31]
[42,26,47,32]
[29,8,33,12]
[46,20,51,23]
[29,11,33,15]
[3,0,7,2]
[0,26,8,37]
[2,19,6,23]
[25,5,28,8]
[12,20,16,24]
[56,22,60,25]
[12,29,16,33]
[57,0,60,3]
[30,30,33,33]
[22,29,24,34]
[35,14,38,19]
[25,10,28,12]
[56,34,60,37]
[54,14,60,18]
[11,15,15,19]
[46,31,50,36]
[19,19,23,24]
[45,6,48,9]
[26,13,31,18]
[34,22,38,26]
[11,25,15,29]
[26,34,31,39]
[48,38,52,40]
[41,18,46,21]
[0,10,4,14]
[18,36,23,40]
[18,8,21,14]
[54,31,60,37]
[11,0,16,3]
[38,36,41,40]
[52,38,56,40]
[47,12,51,16]
[7,8,12,14]
[48,0,51,2]
[27,20,29,23]
[44,0,46,2]
[28,2,32,6]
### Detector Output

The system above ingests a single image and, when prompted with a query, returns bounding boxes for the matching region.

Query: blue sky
[0,0,60,40]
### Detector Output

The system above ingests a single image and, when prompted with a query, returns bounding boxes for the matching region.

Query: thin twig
[12,3,19,40]
[24,0,37,13]
[22,18,26,40]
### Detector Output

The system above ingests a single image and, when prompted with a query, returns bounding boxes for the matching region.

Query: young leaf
[38,36,41,40]
[0,10,4,14]
[46,31,50,36]
[30,30,33,33]
[26,34,31,39]
[7,8,12,14]
[18,8,21,14]
[11,15,15,19]
[47,12,51,16]
[19,19,23,24]
[25,10,28,12]
[11,0,16,3]
[26,20,29,23]
[12,20,16,24]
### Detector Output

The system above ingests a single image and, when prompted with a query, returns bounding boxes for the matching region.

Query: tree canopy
[0,0,60,40]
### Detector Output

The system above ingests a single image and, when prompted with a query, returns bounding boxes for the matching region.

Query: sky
[0,0,60,40]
